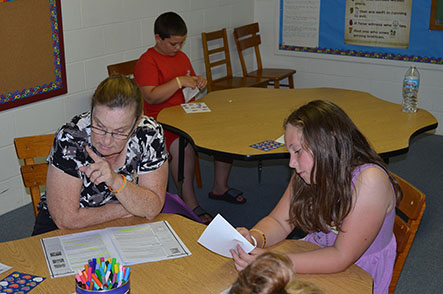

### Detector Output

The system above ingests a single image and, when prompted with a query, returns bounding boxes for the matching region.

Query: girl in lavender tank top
[230,100,402,294]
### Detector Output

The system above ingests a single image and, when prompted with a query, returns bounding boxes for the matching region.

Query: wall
[255,0,442,136]
[0,0,255,215]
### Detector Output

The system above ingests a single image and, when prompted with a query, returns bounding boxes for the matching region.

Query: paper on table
[198,214,255,258]
[0,262,11,275]
[182,86,200,103]
[275,134,285,144]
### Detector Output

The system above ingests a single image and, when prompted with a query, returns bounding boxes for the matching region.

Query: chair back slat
[107,60,138,77]
[14,134,54,161]
[234,22,259,38]
[389,174,426,293]
[236,34,261,51]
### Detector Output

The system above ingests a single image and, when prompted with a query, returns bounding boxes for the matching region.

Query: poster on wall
[0,0,67,112]
[280,0,321,48]
[344,0,412,49]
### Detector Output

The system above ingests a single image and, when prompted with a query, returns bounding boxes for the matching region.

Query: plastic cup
[75,279,130,294]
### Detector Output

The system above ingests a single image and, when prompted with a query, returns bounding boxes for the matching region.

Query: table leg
[258,160,262,184]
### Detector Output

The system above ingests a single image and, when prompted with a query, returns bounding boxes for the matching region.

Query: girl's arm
[287,167,396,273]
[251,178,295,247]
[232,176,296,270]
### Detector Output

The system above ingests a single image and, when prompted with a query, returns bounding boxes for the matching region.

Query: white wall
[0,0,255,215]
[254,0,442,136]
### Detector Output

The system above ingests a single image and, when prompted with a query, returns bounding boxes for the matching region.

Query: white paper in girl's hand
[198,214,255,257]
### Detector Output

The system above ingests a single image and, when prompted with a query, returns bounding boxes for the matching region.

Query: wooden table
[158,87,437,159]
[0,214,372,293]
[157,87,437,188]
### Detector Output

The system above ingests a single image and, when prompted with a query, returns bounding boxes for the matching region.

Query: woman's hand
[78,146,116,187]
[230,245,265,271]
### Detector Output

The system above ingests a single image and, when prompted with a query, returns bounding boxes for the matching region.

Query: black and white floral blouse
[38,111,168,212]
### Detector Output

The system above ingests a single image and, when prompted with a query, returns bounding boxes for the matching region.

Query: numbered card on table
[181,102,211,113]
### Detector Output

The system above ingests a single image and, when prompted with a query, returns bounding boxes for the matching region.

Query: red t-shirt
[134,48,196,119]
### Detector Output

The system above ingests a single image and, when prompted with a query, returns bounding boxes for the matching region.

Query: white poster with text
[344,0,412,49]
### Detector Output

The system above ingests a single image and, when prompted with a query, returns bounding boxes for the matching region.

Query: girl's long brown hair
[284,100,402,233]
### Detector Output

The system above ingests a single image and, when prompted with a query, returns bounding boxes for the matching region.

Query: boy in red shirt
[134,12,245,223]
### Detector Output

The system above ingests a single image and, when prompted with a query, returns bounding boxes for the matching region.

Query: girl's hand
[230,244,265,271]
[237,227,253,244]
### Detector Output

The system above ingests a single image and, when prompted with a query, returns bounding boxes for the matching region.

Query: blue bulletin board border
[279,0,443,64]
[0,0,67,111]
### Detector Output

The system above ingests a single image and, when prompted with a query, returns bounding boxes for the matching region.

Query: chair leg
[195,154,202,188]
[274,79,280,89]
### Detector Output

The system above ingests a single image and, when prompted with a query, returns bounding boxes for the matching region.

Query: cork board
[0,0,67,111]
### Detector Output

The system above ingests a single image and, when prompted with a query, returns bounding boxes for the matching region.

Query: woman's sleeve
[138,117,169,173]
[47,127,89,179]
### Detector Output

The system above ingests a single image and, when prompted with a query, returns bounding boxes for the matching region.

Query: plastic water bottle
[402,66,420,113]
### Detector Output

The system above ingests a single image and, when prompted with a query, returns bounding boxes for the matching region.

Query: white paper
[182,87,201,103]
[220,286,232,294]
[275,134,285,144]
[181,102,211,113]
[281,0,321,48]
[198,214,255,258]
[0,262,11,274]
[41,221,191,278]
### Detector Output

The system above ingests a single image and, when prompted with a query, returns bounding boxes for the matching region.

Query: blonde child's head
[229,251,322,294]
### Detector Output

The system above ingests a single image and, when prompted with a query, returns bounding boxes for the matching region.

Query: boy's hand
[179,75,207,90]
[195,75,207,89]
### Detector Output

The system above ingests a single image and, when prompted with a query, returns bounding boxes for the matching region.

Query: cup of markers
[75,257,130,294]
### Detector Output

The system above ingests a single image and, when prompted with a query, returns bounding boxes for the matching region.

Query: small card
[0,271,45,293]
[250,140,284,152]
[181,102,211,113]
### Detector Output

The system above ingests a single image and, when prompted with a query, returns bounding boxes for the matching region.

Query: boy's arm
[140,75,205,105]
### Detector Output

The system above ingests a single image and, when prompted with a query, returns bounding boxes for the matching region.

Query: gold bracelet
[108,174,127,193]
[175,77,182,89]
[250,228,266,248]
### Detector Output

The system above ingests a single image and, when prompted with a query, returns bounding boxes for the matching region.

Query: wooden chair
[107,59,138,77]
[14,134,54,217]
[201,28,270,93]
[106,60,203,188]
[233,23,296,89]
[389,175,426,293]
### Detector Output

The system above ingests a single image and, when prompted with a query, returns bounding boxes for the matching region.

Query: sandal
[193,206,213,225]
[208,188,246,204]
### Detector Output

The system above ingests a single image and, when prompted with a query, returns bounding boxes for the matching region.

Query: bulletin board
[0,0,67,111]
[278,0,443,64]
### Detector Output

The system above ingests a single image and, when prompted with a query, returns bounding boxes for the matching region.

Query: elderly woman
[32,75,168,235]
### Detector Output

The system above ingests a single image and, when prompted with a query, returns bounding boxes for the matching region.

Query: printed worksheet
[41,221,191,278]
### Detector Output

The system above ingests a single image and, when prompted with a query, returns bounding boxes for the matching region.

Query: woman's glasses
[90,118,138,140]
